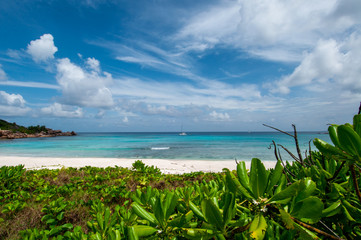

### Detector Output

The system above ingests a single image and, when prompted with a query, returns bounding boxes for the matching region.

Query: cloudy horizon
[1,0,361,132]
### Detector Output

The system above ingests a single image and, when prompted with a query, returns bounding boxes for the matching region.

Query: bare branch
[278,144,300,163]
[263,124,294,137]
[350,164,361,204]
[291,217,344,240]
[293,124,303,165]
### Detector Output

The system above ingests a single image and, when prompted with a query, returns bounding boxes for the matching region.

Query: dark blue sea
[0,132,330,162]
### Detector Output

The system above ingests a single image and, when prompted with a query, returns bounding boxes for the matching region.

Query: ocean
[0,132,330,162]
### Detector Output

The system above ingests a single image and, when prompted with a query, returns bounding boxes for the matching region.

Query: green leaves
[291,196,323,224]
[201,198,224,231]
[250,158,269,199]
[249,214,267,240]
[131,202,157,225]
[337,125,361,157]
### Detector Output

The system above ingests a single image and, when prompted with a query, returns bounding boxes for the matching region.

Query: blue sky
[0,0,361,132]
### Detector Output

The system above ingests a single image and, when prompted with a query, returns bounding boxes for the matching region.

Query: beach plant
[314,113,361,204]
[131,190,185,239]
[222,158,341,239]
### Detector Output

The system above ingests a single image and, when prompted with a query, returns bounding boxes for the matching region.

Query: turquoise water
[0,132,330,161]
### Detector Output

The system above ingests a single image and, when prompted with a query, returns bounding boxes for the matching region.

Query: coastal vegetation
[0,119,47,134]
[1,113,361,239]
[0,119,76,139]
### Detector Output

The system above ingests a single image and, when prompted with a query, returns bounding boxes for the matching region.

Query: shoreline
[0,156,278,174]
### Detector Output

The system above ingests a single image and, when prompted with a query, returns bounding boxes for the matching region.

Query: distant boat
[179,125,187,136]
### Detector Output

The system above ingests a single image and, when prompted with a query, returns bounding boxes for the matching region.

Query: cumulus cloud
[209,111,230,121]
[86,57,100,72]
[27,34,58,62]
[269,33,361,95]
[41,103,83,118]
[56,58,114,108]
[0,91,30,116]
[0,90,25,107]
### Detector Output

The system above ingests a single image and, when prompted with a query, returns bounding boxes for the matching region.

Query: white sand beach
[0,156,278,174]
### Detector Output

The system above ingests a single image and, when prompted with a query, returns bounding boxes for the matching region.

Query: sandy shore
[0,156,277,174]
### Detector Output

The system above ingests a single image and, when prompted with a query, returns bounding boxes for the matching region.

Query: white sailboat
[179,125,187,136]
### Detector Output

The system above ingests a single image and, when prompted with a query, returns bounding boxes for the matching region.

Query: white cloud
[0,64,6,80]
[0,91,30,116]
[86,57,100,72]
[0,90,26,107]
[209,111,230,121]
[270,33,361,95]
[0,80,60,89]
[27,34,58,62]
[174,0,361,62]
[112,76,265,111]
[56,58,114,108]
[41,103,83,118]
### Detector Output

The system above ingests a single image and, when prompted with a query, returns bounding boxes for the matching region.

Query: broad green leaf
[279,209,294,229]
[169,211,193,227]
[48,226,63,236]
[249,214,267,240]
[94,232,102,240]
[164,192,177,220]
[295,178,316,203]
[189,201,205,222]
[313,138,346,157]
[250,158,269,199]
[224,169,253,199]
[222,192,235,226]
[322,200,341,217]
[104,207,110,225]
[342,205,355,221]
[60,223,73,230]
[127,226,139,240]
[154,197,164,227]
[185,228,214,238]
[353,114,361,137]
[291,196,323,224]
[266,161,283,194]
[131,202,157,225]
[96,212,104,230]
[328,125,341,148]
[132,225,158,237]
[337,125,361,157]
[268,181,300,203]
[201,199,224,231]
[237,162,250,190]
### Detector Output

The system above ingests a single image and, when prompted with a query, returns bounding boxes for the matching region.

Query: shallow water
[0,132,330,161]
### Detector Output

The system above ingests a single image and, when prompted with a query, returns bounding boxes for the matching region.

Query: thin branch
[358,102,361,114]
[319,221,341,240]
[269,140,280,162]
[278,144,301,163]
[263,124,294,137]
[292,124,303,165]
[263,123,304,166]
[291,217,344,240]
[303,150,312,167]
[278,148,295,180]
[350,164,361,204]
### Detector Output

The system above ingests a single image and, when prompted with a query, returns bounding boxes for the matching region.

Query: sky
[0,0,361,132]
